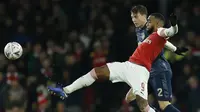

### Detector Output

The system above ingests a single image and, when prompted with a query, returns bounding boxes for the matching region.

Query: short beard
[147,28,154,34]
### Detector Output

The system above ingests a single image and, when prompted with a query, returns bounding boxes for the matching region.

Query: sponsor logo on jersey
[143,38,152,44]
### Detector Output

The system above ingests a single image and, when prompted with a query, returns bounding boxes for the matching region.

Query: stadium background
[0,0,200,112]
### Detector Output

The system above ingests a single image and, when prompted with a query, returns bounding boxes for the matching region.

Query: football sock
[63,69,97,94]
[163,104,180,112]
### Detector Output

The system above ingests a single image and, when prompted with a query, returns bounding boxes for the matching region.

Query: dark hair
[131,5,148,15]
[150,13,165,24]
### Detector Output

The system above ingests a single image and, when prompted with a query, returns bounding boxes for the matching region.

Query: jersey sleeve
[157,28,169,39]
[157,27,165,36]
[157,25,178,38]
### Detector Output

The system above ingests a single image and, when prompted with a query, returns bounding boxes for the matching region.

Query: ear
[157,20,163,27]
[155,20,160,26]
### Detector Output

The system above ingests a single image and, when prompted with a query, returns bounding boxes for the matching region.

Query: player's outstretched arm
[157,13,178,39]
[165,41,177,52]
[157,25,178,39]
[165,41,189,55]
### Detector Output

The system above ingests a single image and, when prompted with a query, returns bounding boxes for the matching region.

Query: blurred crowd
[0,0,200,112]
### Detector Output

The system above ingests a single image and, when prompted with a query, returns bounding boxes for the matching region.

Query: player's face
[131,12,146,28]
[146,15,156,34]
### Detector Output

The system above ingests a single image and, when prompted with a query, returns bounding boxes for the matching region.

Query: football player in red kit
[47,13,178,112]
[129,13,178,72]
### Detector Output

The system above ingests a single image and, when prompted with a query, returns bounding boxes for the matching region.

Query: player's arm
[165,41,177,52]
[162,13,188,55]
[157,13,178,39]
[157,25,178,39]
[165,40,189,55]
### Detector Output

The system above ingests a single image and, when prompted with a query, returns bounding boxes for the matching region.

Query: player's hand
[175,47,188,56]
[169,13,177,26]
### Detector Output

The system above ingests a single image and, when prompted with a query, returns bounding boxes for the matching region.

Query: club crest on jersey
[143,38,152,44]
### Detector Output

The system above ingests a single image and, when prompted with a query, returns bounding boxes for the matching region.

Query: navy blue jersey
[135,26,172,76]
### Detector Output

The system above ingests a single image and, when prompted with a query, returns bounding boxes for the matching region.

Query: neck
[139,20,147,28]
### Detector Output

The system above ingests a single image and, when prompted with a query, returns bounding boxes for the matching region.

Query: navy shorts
[149,71,173,101]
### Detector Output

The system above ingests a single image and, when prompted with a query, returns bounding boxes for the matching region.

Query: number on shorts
[141,82,145,91]
[157,88,163,97]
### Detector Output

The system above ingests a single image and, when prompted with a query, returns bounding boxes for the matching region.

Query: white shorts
[107,61,150,100]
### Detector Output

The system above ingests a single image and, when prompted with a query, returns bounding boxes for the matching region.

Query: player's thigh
[94,65,110,80]
[126,62,150,100]
[149,71,173,101]
[106,62,127,83]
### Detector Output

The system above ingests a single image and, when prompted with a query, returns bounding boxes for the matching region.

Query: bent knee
[94,65,110,80]
[158,101,171,110]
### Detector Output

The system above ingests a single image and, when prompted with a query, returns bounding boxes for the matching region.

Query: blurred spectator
[190,5,200,34]
[41,58,53,78]
[187,76,200,112]
[0,72,7,112]
[52,3,68,32]
[191,38,200,57]
[37,92,51,112]
[186,31,196,47]
[28,43,42,74]
[4,74,26,112]
[56,101,67,112]
[91,41,107,67]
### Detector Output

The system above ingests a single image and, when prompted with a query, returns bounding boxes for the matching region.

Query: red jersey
[129,32,167,71]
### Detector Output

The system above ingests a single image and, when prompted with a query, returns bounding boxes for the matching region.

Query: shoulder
[156,27,167,37]
[148,32,162,41]
[148,32,158,37]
